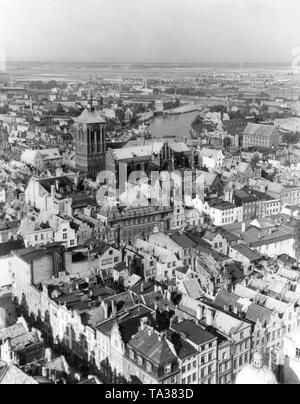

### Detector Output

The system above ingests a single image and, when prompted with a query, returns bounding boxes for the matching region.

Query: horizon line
[5,59,292,66]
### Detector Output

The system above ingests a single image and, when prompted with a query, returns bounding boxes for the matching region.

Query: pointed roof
[75,108,106,125]
[128,329,177,365]
[0,364,38,385]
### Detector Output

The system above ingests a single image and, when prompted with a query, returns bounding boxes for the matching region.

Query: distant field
[3,61,296,82]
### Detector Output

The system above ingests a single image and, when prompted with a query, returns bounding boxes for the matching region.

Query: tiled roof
[168,231,196,249]
[243,123,278,138]
[10,331,41,352]
[75,108,106,124]
[182,279,205,300]
[245,304,272,326]
[45,356,70,374]
[172,320,216,346]
[0,323,27,343]
[175,266,189,275]
[231,244,261,262]
[167,331,197,360]
[128,329,177,365]
[38,176,75,194]
[0,364,38,385]
[97,305,153,343]
[214,289,240,309]
[0,239,25,257]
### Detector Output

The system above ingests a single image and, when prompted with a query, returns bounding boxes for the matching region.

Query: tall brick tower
[75,101,106,178]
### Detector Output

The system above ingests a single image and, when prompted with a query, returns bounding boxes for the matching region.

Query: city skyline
[0,0,300,64]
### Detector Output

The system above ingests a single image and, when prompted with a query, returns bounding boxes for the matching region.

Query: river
[149,111,201,139]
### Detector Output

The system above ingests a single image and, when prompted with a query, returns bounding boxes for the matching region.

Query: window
[164,364,172,375]
[182,365,186,374]
[63,233,68,240]
[296,348,300,359]
[138,356,143,366]
[146,362,152,373]
[109,250,113,255]
[70,240,75,246]
[114,257,119,263]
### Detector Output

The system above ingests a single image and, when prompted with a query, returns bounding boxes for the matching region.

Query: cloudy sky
[0,0,299,63]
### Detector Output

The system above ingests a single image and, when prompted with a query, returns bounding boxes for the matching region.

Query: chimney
[205,308,214,326]
[103,302,108,320]
[140,282,145,294]
[42,367,49,379]
[242,222,246,233]
[140,317,148,331]
[51,185,56,198]
[111,300,117,317]
[158,332,165,342]
[196,306,203,321]
[55,180,60,191]
[148,327,154,337]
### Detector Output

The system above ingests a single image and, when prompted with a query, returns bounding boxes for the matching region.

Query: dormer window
[138,356,143,366]
[146,362,152,373]
[129,350,135,360]
[164,363,172,375]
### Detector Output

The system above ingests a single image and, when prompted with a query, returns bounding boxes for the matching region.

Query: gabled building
[172,319,218,384]
[242,123,280,149]
[126,322,180,384]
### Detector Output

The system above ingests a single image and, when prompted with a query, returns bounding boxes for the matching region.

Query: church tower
[75,99,106,178]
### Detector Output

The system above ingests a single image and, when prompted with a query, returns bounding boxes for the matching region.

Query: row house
[214,288,284,367]
[98,205,174,246]
[206,201,243,227]
[125,324,181,385]
[129,238,182,282]
[25,176,76,217]
[235,284,300,341]
[148,230,197,269]
[177,296,252,383]
[172,320,218,385]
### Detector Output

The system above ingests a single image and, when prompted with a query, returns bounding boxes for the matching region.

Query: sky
[0,0,299,63]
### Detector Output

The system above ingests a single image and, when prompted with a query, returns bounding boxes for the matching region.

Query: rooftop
[172,320,216,346]
[75,108,106,125]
